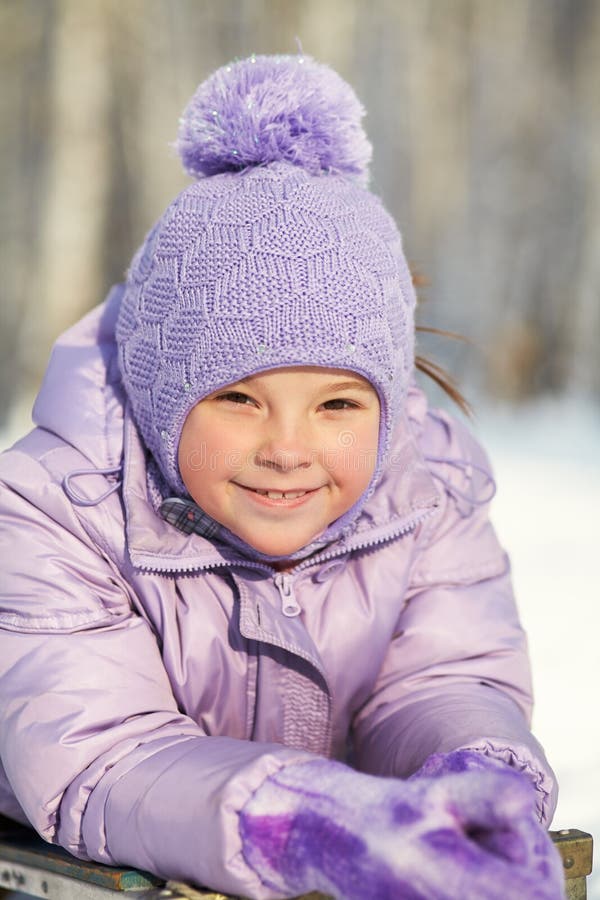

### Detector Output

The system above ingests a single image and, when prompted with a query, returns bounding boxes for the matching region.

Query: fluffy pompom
[176,54,372,185]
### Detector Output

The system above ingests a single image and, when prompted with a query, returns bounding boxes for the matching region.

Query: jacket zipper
[293,503,439,572]
[273,572,302,617]
[135,556,270,576]
[269,505,437,618]
[136,504,438,579]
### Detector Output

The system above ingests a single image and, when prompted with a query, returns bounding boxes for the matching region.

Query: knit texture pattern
[116,55,416,496]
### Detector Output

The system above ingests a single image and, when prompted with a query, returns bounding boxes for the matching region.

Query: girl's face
[178,367,380,562]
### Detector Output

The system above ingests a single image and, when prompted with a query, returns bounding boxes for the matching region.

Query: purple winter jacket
[0,287,558,899]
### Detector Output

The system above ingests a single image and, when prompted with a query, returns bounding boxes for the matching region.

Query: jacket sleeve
[0,450,313,900]
[351,408,558,826]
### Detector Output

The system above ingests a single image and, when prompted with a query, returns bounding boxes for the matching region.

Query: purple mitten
[240,759,565,900]
[410,750,563,884]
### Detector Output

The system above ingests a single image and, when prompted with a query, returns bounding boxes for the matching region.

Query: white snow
[1,393,598,895]
[477,396,600,897]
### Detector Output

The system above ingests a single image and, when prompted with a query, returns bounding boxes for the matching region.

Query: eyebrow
[237,377,374,394]
[321,380,375,394]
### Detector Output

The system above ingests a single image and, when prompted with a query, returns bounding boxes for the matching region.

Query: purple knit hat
[116,53,416,507]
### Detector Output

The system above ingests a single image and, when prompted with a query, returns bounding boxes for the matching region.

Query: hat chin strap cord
[424,455,497,514]
[62,464,122,507]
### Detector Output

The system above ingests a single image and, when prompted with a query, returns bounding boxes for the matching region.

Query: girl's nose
[253,421,315,471]
[254,447,314,472]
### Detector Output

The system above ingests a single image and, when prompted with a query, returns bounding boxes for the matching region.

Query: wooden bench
[0,816,593,899]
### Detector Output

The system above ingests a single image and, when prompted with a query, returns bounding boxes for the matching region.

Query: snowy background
[1,392,598,896]
[477,397,600,897]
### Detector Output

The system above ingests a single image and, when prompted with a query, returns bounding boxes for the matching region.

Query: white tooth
[253,489,308,499]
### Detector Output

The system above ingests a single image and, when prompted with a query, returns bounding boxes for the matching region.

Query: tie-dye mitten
[239,758,565,900]
[409,749,563,888]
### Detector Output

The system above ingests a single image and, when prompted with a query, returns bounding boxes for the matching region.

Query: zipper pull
[274,572,302,617]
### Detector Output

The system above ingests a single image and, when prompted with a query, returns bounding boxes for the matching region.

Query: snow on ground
[477,396,600,897]
[1,393,598,895]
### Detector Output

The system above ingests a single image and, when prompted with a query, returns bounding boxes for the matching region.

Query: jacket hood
[33,285,128,473]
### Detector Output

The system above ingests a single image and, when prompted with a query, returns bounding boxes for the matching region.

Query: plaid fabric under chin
[159,496,221,540]
[158,495,335,562]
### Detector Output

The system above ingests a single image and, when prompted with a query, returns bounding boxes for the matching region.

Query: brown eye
[322,399,359,410]
[218,392,254,405]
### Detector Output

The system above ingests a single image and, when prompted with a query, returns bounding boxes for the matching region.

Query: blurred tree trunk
[18,0,112,393]
[0,0,53,417]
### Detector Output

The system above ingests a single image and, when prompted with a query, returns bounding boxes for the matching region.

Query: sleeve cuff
[454,737,558,826]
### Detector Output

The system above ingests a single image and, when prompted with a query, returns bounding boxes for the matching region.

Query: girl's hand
[239,758,565,899]
[410,749,559,872]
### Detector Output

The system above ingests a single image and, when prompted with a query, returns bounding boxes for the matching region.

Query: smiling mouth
[237,485,317,500]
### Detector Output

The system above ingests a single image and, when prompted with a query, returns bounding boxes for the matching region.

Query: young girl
[0,55,565,899]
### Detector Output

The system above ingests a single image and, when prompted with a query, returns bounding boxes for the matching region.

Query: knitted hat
[116,53,416,504]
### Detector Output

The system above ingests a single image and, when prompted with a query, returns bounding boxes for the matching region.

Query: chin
[242,534,312,558]
[251,543,304,558]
